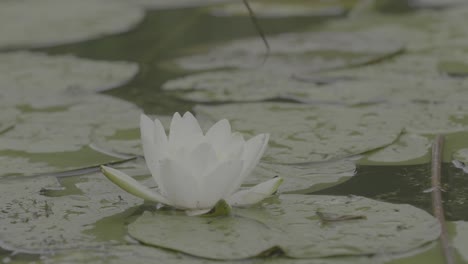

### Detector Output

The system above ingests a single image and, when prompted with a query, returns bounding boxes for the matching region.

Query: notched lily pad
[0,52,138,109]
[359,133,431,165]
[162,69,391,105]
[0,171,141,253]
[127,0,233,10]
[251,159,357,193]
[453,221,468,262]
[173,29,404,73]
[195,102,402,163]
[128,194,440,260]
[0,0,144,49]
[210,0,345,18]
[40,244,377,264]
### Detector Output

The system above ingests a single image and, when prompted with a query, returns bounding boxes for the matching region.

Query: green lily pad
[127,0,233,10]
[0,168,143,253]
[453,221,468,262]
[359,133,431,165]
[210,0,345,18]
[0,0,144,50]
[173,29,403,73]
[251,159,356,193]
[39,244,378,264]
[411,0,468,9]
[162,69,391,105]
[0,94,143,176]
[324,5,468,52]
[0,52,138,109]
[128,194,440,260]
[195,102,402,163]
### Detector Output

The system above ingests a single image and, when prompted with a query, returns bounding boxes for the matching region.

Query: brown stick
[431,135,455,264]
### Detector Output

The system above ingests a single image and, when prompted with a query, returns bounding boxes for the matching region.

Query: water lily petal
[228,133,269,194]
[169,112,203,153]
[199,160,244,208]
[205,119,231,153]
[140,114,157,172]
[159,159,201,209]
[100,165,171,205]
[227,177,283,207]
[187,142,218,181]
[140,114,167,180]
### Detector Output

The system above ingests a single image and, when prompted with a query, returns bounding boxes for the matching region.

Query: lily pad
[251,159,357,193]
[127,0,233,10]
[195,102,403,163]
[0,0,144,49]
[40,244,377,264]
[210,1,345,18]
[359,133,431,165]
[324,5,468,52]
[162,69,391,105]
[0,170,141,253]
[128,194,440,260]
[173,29,404,73]
[0,94,143,176]
[453,221,468,262]
[0,52,138,109]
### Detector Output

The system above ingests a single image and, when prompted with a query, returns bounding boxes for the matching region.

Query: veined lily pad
[0,170,141,253]
[128,0,233,9]
[195,102,402,163]
[162,69,391,105]
[359,133,431,165]
[0,95,140,153]
[173,29,403,73]
[324,5,468,52]
[411,0,468,9]
[128,194,440,260]
[210,0,345,18]
[251,159,356,193]
[0,52,138,109]
[0,0,144,49]
[453,221,468,262]
[40,244,378,264]
[0,94,142,176]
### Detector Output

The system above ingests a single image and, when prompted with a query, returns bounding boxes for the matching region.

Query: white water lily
[101,112,282,215]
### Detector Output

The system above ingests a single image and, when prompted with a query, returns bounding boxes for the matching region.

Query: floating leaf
[0,170,142,253]
[195,102,402,163]
[251,159,356,193]
[0,0,144,49]
[40,244,378,264]
[162,69,390,105]
[0,93,143,176]
[128,194,440,259]
[0,52,138,109]
[360,133,431,165]
[127,0,233,10]
[453,221,468,262]
[210,0,345,18]
[172,29,403,73]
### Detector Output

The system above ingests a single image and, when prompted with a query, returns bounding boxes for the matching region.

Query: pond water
[1,0,468,263]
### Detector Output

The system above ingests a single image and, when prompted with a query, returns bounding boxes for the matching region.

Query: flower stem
[431,135,455,264]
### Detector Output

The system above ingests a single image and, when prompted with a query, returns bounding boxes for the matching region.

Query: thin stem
[431,135,455,264]
[242,0,270,62]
